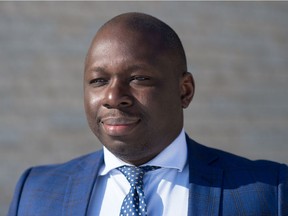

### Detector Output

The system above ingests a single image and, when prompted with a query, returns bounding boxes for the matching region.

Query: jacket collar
[62,136,223,216]
[63,150,104,216]
[186,135,223,216]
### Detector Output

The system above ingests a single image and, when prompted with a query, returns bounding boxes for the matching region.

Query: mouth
[100,117,141,136]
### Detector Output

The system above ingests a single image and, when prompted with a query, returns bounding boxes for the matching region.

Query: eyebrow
[88,66,107,73]
[88,64,153,74]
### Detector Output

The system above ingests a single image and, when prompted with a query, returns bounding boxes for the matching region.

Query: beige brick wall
[1,2,287,214]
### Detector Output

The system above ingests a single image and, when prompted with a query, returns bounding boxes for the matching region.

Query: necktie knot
[116,165,160,216]
[117,165,160,187]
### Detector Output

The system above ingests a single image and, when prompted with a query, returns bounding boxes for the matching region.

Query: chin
[106,138,147,155]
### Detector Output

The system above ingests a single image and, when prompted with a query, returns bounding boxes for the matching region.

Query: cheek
[84,91,100,117]
[144,88,182,119]
[136,89,174,115]
[133,88,159,109]
[84,91,103,135]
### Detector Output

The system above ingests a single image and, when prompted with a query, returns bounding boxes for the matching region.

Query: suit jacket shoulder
[187,135,287,173]
[28,150,103,176]
[186,136,288,216]
[8,150,104,216]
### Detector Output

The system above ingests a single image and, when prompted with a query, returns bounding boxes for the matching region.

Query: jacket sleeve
[279,163,288,216]
[7,168,32,216]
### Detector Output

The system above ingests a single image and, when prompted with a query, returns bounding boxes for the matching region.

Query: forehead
[86,26,168,70]
[94,24,164,54]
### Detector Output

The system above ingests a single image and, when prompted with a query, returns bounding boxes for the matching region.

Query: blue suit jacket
[8,136,288,215]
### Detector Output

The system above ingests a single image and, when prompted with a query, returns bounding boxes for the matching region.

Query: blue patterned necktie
[117,165,160,216]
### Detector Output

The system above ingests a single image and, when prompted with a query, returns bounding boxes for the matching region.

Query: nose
[103,80,133,109]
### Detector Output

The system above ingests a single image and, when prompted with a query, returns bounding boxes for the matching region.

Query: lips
[101,116,140,136]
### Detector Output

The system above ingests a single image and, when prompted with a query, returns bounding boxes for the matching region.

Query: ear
[180,72,195,108]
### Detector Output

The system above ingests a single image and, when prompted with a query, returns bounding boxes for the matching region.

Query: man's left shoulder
[186,136,288,215]
[186,136,288,176]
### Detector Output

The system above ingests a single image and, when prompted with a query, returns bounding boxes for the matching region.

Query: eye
[130,75,156,87]
[89,78,109,87]
[130,76,151,82]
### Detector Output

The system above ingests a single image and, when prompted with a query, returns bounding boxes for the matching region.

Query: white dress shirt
[88,129,189,216]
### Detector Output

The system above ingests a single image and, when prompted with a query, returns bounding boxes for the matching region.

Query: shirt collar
[99,129,187,176]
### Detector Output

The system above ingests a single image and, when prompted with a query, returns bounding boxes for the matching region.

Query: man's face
[84,26,193,165]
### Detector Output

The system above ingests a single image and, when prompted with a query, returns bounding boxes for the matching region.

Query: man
[8,12,288,216]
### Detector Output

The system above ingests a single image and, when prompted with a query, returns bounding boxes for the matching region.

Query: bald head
[84,12,194,165]
[86,12,187,73]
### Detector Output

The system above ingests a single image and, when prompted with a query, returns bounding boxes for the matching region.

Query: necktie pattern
[117,165,160,216]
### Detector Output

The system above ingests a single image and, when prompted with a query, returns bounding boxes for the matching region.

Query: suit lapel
[58,138,223,216]
[186,137,223,216]
[63,151,104,216]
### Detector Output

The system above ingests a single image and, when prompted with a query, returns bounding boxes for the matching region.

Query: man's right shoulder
[25,149,104,179]
[8,150,104,215]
